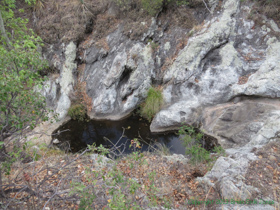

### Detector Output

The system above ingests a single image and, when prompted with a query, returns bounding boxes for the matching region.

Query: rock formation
[40,0,280,206]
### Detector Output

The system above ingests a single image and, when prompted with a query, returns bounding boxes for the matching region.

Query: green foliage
[68,104,87,121]
[1,144,21,175]
[178,125,225,165]
[70,145,166,209]
[87,143,110,157]
[129,138,142,152]
[148,39,159,52]
[212,145,226,156]
[0,0,49,143]
[0,0,50,177]
[141,0,163,16]
[140,87,163,122]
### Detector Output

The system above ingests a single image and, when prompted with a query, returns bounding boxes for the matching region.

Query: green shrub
[148,39,159,51]
[178,125,225,165]
[140,87,163,122]
[68,104,87,121]
[141,0,163,16]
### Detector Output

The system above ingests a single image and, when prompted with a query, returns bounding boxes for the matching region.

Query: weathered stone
[163,0,239,82]
[164,154,188,164]
[52,139,60,144]
[90,154,113,170]
[218,177,259,200]
[53,42,77,119]
[84,31,154,119]
[150,100,201,132]
[231,41,280,98]
[197,150,259,203]
[268,155,277,161]
[200,100,280,148]
[142,18,158,41]
[38,0,280,204]
[26,117,71,145]
[216,204,275,210]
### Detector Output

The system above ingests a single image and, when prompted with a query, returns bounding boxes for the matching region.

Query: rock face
[201,99,280,149]
[150,0,280,143]
[42,42,77,120]
[84,30,155,119]
[42,0,280,149]
[39,0,280,206]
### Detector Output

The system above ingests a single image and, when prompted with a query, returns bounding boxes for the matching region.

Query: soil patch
[245,140,280,207]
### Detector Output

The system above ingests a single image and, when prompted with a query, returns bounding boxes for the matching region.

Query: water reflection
[52,115,185,155]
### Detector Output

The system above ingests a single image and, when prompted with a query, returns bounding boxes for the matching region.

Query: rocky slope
[37,0,280,207]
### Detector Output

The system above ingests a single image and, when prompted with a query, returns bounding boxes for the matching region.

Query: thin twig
[202,0,212,15]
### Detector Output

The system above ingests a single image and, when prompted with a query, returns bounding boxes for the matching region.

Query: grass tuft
[140,87,164,122]
[68,104,87,121]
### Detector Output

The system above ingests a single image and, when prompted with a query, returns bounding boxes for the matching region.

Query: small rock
[31,146,40,152]
[233,97,241,104]
[53,139,60,144]
[269,155,277,161]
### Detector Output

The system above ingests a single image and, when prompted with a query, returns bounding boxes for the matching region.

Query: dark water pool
[52,115,186,155]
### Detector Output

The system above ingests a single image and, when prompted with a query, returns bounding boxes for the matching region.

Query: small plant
[212,145,226,156]
[154,142,171,156]
[149,40,159,52]
[140,87,164,121]
[178,125,224,165]
[129,138,142,151]
[70,144,161,209]
[68,104,87,121]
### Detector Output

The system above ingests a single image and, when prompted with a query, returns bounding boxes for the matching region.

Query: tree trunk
[0,11,12,49]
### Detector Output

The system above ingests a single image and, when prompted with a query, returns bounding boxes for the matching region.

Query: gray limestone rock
[39,0,280,205]
[201,100,279,148]
[39,42,77,120]
[84,31,154,119]
[55,42,77,119]
[232,41,280,98]
[217,205,275,210]
[163,0,239,83]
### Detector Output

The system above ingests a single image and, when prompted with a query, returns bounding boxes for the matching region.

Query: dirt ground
[245,140,280,208]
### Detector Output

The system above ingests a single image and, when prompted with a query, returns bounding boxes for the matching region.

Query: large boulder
[151,0,280,137]
[84,32,154,119]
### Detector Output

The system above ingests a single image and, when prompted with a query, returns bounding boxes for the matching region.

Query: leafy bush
[178,125,225,165]
[141,0,163,16]
[0,0,50,174]
[140,87,163,122]
[68,104,87,121]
